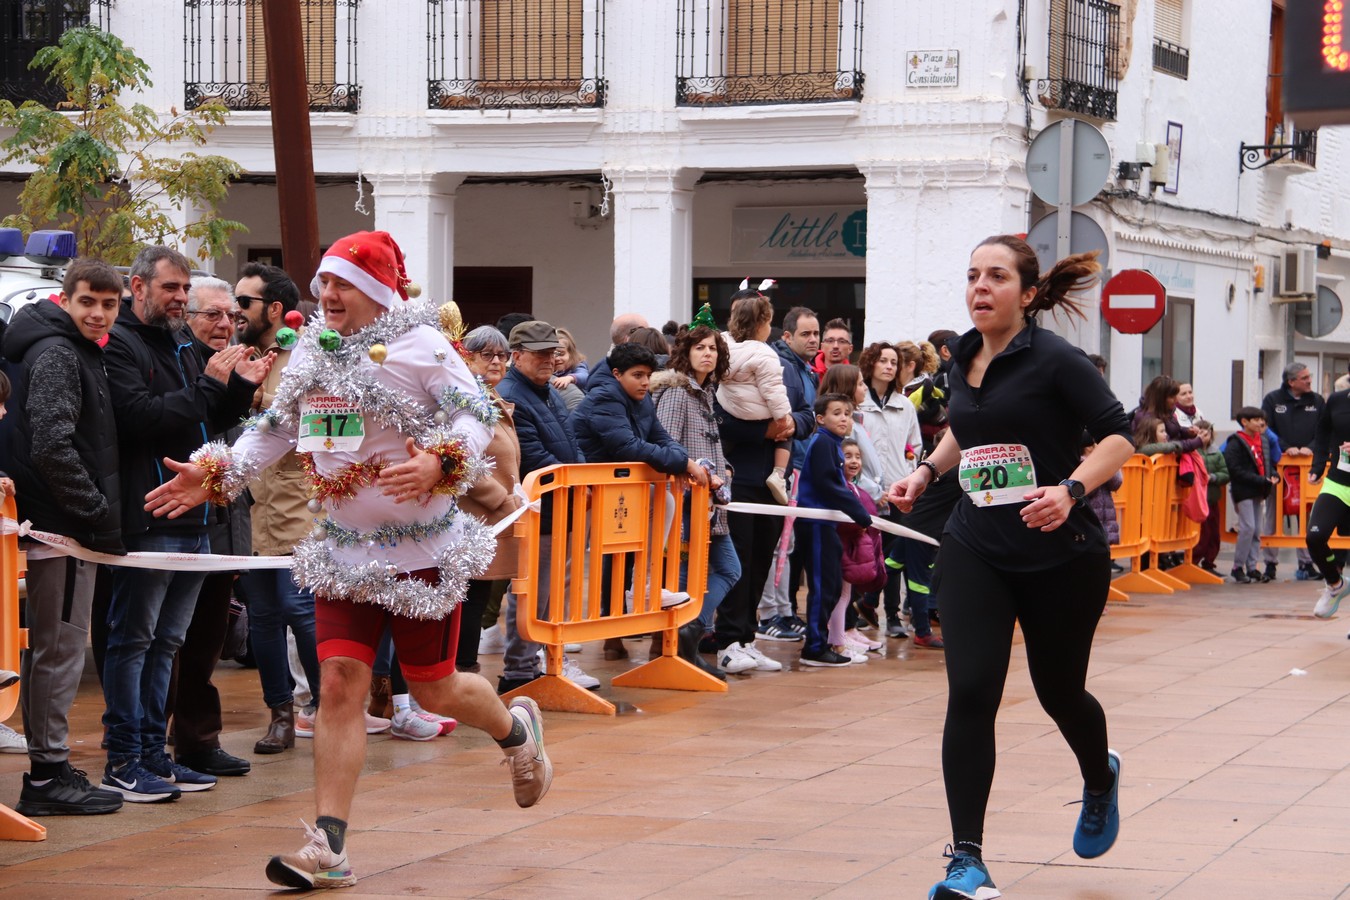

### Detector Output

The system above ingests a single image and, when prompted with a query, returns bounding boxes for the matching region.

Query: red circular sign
[1101,269,1166,334]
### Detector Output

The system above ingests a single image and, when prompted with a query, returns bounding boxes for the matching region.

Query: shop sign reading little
[731,206,867,264]
[906,50,959,88]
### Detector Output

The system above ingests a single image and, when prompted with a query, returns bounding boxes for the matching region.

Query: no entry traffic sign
[1101,269,1167,334]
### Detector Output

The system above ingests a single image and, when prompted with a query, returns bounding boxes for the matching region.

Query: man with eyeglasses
[167,276,254,779]
[101,247,272,802]
[1262,362,1326,581]
[232,263,336,755]
[815,318,853,378]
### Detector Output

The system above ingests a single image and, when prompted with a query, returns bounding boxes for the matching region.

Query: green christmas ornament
[275,327,298,349]
[688,303,718,332]
[318,328,342,351]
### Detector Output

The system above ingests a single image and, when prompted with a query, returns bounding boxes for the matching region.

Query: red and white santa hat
[316,230,416,308]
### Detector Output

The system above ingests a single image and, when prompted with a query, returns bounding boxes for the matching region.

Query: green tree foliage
[0,26,245,265]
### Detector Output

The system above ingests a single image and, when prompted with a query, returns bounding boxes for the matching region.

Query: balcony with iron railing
[184,0,360,113]
[427,0,606,110]
[675,0,864,106]
[1039,0,1120,120]
[0,0,112,105]
[1152,37,1189,79]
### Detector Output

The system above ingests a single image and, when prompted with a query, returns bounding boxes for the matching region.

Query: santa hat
[316,231,417,308]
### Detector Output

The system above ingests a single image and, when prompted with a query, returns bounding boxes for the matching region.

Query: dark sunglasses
[235,295,269,310]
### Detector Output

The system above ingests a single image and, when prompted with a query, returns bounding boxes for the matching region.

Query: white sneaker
[562,655,601,690]
[266,820,356,889]
[718,642,756,674]
[844,628,884,651]
[563,643,583,653]
[0,669,18,689]
[0,723,25,753]
[660,589,692,609]
[408,699,457,736]
[391,708,442,741]
[479,624,505,655]
[833,643,869,664]
[1314,580,1350,618]
[501,697,552,808]
[739,641,784,672]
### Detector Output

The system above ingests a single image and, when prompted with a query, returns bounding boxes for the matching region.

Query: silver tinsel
[290,515,497,620]
[190,441,263,504]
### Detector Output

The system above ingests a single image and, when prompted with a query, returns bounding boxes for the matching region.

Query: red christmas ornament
[284,310,304,329]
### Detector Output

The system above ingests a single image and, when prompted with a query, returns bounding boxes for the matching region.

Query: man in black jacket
[3,259,126,817]
[1262,363,1325,579]
[99,246,269,803]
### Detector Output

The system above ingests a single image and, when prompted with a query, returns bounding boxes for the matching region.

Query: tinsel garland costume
[197,299,499,619]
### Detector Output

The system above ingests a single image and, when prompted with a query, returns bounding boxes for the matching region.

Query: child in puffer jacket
[718,332,795,503]
[1081,430,1123,554]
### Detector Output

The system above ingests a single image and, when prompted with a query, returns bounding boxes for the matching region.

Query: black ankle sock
[316,816,347,854]
[30,761,65,781]
[1087,768,1116,797]
[496,716,527,749]
[954,840,982,860]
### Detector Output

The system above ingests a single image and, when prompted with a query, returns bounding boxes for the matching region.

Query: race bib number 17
[298,395,366,452]
[958,443,1037,507]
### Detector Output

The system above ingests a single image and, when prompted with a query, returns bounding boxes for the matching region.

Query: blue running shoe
[143,750,217,793]
[1073,749,1121,858]
[101,757,181,803]
[929,845,1001,899]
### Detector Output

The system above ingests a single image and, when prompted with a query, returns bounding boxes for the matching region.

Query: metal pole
[263,0,321,296]
[1056,118,1075,263]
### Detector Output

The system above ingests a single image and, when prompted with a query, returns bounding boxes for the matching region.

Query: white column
[608,167,701,329]
[860,163,1027,344]
[370,173,465,305]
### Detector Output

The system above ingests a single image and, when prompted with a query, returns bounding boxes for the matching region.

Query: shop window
[1141,297,1193,385]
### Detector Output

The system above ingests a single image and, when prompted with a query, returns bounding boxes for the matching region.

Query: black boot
[678,622,725,681]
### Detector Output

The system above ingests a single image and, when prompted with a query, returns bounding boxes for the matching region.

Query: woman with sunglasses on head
[888,236,1133,900]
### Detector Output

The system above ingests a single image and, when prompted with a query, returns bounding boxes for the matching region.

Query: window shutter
[1155,0,1183,44]
[481,0,583,81]
[245,1,337,90]
[727,0,840,77]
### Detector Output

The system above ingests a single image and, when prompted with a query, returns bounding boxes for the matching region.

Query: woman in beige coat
[455,325,523,673]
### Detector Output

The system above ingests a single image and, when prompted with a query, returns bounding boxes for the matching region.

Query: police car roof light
[24,230,77,266]
[0,228,24,262]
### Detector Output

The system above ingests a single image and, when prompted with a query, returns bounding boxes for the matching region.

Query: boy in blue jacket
[797,392,873,667]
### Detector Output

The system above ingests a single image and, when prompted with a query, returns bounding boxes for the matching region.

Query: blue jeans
[103,531,209,761]
[238,568,320,711]
[694,534,741,632]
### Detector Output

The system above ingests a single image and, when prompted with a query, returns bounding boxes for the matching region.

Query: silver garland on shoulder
[291,514,498,620]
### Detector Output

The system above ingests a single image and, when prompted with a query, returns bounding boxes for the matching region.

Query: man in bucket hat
[147,231,553,889]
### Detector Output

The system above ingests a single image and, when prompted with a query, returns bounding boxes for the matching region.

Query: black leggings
[935,540,1113,850]
[1307,491,1350,585]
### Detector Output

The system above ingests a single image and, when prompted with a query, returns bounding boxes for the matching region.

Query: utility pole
[263,0,321,296]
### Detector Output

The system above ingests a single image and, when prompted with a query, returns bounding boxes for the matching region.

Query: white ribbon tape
[723,502,939,547]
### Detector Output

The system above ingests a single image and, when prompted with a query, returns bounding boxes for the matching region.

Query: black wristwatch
[1059,479,1086,504]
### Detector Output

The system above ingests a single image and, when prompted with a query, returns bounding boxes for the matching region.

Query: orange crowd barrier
[509,462,723,715]
[0,496,45,841]
[1217,455,1350,550]
[1109,454,1222,599]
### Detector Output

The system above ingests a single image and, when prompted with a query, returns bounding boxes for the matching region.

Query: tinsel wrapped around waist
[289,514,497,620]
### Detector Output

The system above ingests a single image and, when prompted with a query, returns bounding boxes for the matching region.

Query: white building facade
[1,0,1346,425]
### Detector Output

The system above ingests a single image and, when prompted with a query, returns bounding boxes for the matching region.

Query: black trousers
[717,482,780,649]
[934,540,1113,850]
[168,571,233,754]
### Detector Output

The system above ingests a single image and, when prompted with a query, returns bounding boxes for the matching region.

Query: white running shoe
[0,723,26,753]
[479,624,505,655]
[739,641,784,672]
[391,708,442,741]
[562,656,601,690]
[833,644,869,664]
[501,697,552,808]
[266,820,357,890]
[844,628,884,651]
[1314,580,1350,618]
[409,699,457,736]
[718,642,757,674]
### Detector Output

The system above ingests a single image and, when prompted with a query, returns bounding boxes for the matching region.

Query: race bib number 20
[959,443,1037,507]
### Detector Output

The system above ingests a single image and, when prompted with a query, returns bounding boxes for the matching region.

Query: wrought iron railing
[427,0,606,110]
[184,0,360,113]
[1152,37,1188,79]
[675,0,864,106]
[1040,0,1119,120]
[0,0,113,105]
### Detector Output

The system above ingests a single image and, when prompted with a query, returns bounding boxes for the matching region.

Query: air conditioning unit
[1278,247,1317,297]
